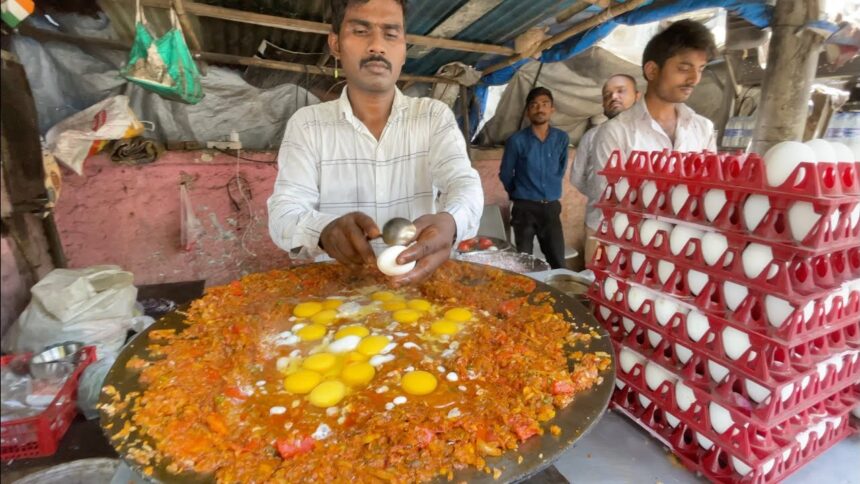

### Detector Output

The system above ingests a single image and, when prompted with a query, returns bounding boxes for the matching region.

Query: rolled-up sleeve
[267,112,338,258]
[428,104,483,243]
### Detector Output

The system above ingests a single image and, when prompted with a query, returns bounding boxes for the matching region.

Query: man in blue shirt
[499,87,570,269]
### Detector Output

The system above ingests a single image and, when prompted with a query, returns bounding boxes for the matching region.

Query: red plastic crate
[0,346,97,460]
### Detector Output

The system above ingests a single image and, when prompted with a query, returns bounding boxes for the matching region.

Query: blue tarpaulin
[471,0,773,135]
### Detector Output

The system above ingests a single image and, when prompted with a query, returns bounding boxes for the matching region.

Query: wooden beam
[555,1,590,24]
[406,0,503,59]
[172,0,207,75]
[126,0,515,56]
[482,0,646,76]
[18,25,458,84]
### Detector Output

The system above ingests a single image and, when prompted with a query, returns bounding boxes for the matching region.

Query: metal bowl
[29,342,84,379]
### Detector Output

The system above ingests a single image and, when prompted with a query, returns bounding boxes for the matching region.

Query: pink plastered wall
[53,148,589,287]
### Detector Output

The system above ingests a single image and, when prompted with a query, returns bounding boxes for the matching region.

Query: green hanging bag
[121,0,204,104]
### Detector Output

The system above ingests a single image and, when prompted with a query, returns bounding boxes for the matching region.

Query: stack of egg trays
[588,149,860,483]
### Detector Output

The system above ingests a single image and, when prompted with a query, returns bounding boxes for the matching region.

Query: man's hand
[319,212,381,266]
[388,213,456,286]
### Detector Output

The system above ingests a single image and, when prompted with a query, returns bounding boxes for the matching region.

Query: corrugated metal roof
[406,0,469,35]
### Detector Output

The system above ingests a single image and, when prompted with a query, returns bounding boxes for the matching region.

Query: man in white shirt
[570,74,639,264]
[267,0,483,285]
[591,19,717,253]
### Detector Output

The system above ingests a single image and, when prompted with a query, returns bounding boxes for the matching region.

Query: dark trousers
[511,199,566,269]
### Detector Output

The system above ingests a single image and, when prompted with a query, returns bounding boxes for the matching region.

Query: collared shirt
[590,98,716,226]
[569,124,602,230]
[499,126,569,202]
[267,87,483,259]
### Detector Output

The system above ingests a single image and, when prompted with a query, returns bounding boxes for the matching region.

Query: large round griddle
[100,261,615,483]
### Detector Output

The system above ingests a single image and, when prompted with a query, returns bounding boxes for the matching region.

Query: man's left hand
[388,213,456,286]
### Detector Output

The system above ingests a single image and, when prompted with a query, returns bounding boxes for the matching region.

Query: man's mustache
[360,55,392,70]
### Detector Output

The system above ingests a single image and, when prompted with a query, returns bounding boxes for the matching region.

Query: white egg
[722,326,751,360]
[619,347,645,373]
[669,225,704,256]
[641,181,659,208]
[627,286,650,312]
[605,244,621,263]
[647,330,663,348]
[743,194,771,232]
[328,335,362,353]
[657,261,676,285]
[615,178,631,202]
[795,430,811,450]
[764,295,796,328]
[703,189,727,222]
[615,380,627,390]
[674,344,693,364]
[638,394,653,409]
[850,205,860,230]
[805,138,836,163]
[780,383,795,402]
[731,457,753,477]
[675,382,697,412]
[685,310,710,342]
[800,375,811,391]
[741,243,777,280]
[655,298,687,327]
[763,141,816,187]
[708,360,730,383]
[644,362,676,391]
[696,432,714,450]
[723,281,749,312]
[639,219,672,247]
[671,184,691,215]
[762,458,776,476]
[621,317,636,334]
[708,402,735,435]
[598,305,612,320]
[700,232,728,267]
[745,379,772,404]
[828,208,841,236]
[852,405,860,420]
[377,245,415,276]
[787,201,821,242]
[687,270,709,296]
[630,251,646,273]
[612,213,630,239]
[831,141,854,162]
[665,413,681,428]
[603,277,620,301]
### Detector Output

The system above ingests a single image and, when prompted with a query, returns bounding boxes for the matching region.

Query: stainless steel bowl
[29,342,84,379]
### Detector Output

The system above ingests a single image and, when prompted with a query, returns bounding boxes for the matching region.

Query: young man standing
[267,0,483,285]
[499,87,570,269]
[570,74,639,264]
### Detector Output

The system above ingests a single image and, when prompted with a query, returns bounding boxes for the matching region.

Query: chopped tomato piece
[276,436,315,459]
[551,380,576,396]
[229,281,244,296]
[478,237,494,250]
[508,415,539,441]
[416,427,435,448]
[458,239,477,252]
[224,386,246,400]
[498,297,526,317]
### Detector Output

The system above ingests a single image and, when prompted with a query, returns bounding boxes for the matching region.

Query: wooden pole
[750,0,824,154]
[172,0,207,75]
[129,0,515,56]
[19,25,459,85]
[482,0,646,76]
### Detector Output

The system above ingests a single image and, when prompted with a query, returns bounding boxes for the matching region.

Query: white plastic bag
[44,95,144,175]
[2,266,138,358]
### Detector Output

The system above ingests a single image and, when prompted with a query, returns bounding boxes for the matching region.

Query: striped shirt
[267,87,483,259]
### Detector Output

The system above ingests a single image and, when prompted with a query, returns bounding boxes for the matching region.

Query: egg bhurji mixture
[102,261,610,482]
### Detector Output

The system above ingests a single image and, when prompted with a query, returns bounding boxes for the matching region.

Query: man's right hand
[319,212,381,267]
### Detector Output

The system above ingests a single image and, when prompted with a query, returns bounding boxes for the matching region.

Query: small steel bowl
[28,342,84,379]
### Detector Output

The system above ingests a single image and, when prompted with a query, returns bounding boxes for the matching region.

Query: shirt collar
[338,86,409,124]
[634,97,694,127]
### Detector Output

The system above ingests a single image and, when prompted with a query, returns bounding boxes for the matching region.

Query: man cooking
[592,19,717,172]
[570,74,640,264]
[499,87,570,269]
[267,0,483,285]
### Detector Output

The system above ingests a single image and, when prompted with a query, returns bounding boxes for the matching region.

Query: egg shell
[637,394,652,409]
[701,232,728,266]
[670,184,691,215]
[805,138,836,163]
[685,310,710,342]
[731,457,753,477]
[630,252,646,273]
[687,270,709,296]
[644,362,676,391]
[787,201,820,242]
[377,245,415,276]
[597,305,612,320]
[710,402,734,434]
[612,213,630,239]
[850,205,860,230]
[696,433,715,450]
[605,244,621,263]
[655,298,687,327]
[743,194,771,232]
[745,379,772,404]
[674,344,693,364]
[764,295,795,328]
[646,330,662,348]
[721,326,751,360]
[615,177,630,202]
[741,243,777,280]
[626,286,651,313]
[619,347,645,373]
[830,141,854,163]
[675,382,696,411]
[764,141,816,187]
[621,317,636,334]
[723,281,749,312]
[602,277,620,301]
[639,220,672,247]
[703,189,727,222]
[657,261,676,285]
[641,181,659,208]
[708,360,730,383]
[665,413,681,428]
[669,225,704,256]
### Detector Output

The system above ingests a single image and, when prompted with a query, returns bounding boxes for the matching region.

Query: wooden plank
[406,0,503,59]
[172,0,207,74]
[125,0,515,56]
[481,0,646,76]
[19,25,459,84]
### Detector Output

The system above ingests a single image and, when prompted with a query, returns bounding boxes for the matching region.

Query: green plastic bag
[121,1,204,104]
